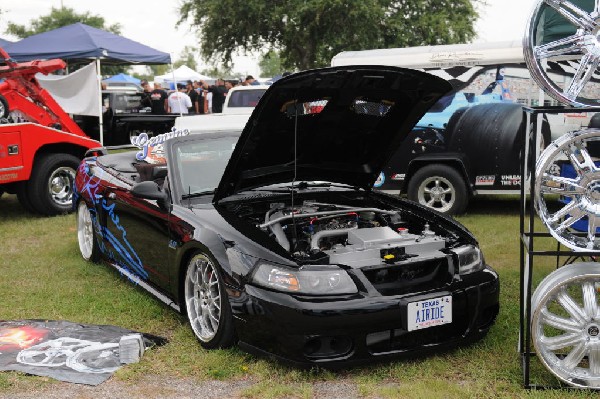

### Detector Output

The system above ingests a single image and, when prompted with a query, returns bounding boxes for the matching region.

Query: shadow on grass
[0,194,44,223]
[465,195,523,216]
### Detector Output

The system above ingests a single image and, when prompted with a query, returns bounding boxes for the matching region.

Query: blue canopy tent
[0,38,12,47]
[3,23,171,144]
[103,73,141,84]
[3,23,170,65]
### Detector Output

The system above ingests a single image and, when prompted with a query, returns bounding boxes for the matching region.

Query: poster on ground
[0,320,165,385]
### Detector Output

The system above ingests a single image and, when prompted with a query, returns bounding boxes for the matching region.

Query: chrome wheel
[77,201,99,262]
[417,175,456,213]
[184,254,222,342]
[524,0,600,107]
[48,166,76,206]
[535,129,600,251]
[532,262,600,388]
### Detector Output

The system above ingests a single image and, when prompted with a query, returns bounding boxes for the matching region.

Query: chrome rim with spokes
[532,263,600,388]
[49,166,76,206]
[524,0,600,107]
[535,129,600,251]
[77,202,94,260]
[185,254,222,342]
[417,176,456,213]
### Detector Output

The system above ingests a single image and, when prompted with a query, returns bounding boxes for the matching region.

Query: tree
[6,6,121,38]
[179,0,482,71]
[259,50,283,77]
[173,46,199,70]
[200,65,235,80]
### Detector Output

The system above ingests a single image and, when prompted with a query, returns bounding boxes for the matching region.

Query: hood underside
[215,66,451,202]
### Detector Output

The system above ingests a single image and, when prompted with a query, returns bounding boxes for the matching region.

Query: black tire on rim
[407,164,468,215]
[0,94,9,118]
[77,201,100,262]
[183,252,235,349]
[26,153,80,215]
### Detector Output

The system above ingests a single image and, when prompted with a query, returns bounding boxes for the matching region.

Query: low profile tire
[184,252,235,349]
[77,201,100,262]
[0,94,8,118]
[26,153,80,215]
[407,164,468,215]
[531,263,600,389]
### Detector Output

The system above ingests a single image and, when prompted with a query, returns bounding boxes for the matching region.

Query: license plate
[406,295,452,331]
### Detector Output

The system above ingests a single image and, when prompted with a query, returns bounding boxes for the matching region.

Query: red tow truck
[0,48,101,215]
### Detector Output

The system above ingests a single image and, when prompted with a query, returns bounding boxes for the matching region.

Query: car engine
[259,201,447,267]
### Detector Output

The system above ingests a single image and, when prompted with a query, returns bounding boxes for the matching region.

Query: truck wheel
[26,153,80,215]
[407,164,468,215]
[0,95,9,118]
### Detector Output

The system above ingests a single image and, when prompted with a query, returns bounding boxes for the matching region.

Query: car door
[100,173,171,291]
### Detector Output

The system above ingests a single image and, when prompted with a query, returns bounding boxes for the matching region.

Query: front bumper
[231,266,499,367]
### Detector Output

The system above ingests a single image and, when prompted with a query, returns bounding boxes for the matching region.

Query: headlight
[452,245,484,275]
[252,263,358,295]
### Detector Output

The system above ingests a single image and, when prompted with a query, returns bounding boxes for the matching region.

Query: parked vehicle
[222,85,269,114]
[332,41,598,214]
[0,48,101,215]
[74,90,177,145]
[74,66,499,366]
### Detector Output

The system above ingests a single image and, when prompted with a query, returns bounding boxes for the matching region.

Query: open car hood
[214,66,451,202]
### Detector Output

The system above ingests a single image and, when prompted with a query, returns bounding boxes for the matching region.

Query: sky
[0,0,540,76]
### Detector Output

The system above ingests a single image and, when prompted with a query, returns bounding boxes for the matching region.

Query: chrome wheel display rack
[520,105,600,389]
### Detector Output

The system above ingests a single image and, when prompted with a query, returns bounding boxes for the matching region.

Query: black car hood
[214,66,451,202]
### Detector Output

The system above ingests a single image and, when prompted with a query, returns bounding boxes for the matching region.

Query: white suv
[222,85,269,114]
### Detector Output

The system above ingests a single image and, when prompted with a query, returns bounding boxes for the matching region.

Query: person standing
[244,75,261,86]
[204,78,227,113]
[140,80,153,108]
[149,82,168,114]
[168,84,192,114]
[193,81,206,114]
[186,80,199,113]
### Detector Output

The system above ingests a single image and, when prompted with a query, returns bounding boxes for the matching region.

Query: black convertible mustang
[74,66,499,367]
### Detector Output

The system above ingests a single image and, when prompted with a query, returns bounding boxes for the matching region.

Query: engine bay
[252,199,449,268]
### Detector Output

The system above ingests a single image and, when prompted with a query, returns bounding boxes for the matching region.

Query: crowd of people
[139,75,262,115]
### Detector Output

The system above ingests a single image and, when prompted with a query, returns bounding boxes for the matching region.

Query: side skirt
[108,261,180,312]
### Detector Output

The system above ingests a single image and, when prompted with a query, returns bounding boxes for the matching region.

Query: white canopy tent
[154,65,214,87]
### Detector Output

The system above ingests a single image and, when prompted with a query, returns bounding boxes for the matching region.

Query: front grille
[361,257,452,296]
[366,320,466,354]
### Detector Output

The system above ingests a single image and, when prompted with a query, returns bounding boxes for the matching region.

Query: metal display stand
[519,105,600,389]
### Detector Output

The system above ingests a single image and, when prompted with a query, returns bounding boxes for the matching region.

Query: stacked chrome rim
[526,0,600,388]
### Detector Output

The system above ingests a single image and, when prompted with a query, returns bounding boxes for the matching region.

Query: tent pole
[97,58,104,145]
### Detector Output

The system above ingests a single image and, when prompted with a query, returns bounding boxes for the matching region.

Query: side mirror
[131,181,169,202]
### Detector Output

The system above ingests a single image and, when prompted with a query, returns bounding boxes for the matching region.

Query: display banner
[0,320,165,385]
[36,62,100,116]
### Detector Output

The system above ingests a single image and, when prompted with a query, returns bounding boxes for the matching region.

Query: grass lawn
[0,193,597,398]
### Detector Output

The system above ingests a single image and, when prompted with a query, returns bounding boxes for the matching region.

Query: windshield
[174,136,238,197]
